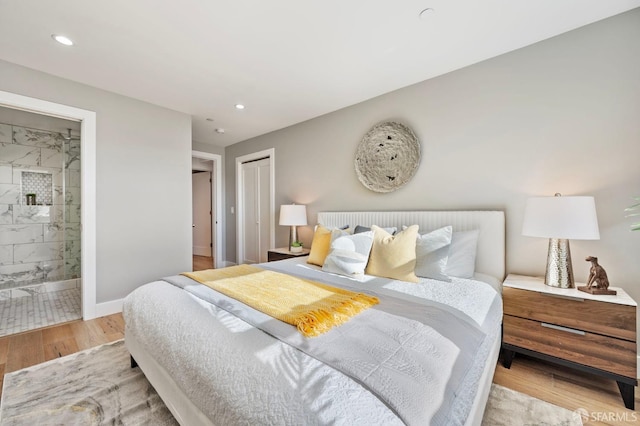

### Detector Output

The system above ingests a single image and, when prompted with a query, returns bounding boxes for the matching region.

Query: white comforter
[123,258,502,426]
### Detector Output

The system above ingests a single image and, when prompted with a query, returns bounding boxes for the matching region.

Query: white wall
[0,59,192,305]
[225,10,640,320]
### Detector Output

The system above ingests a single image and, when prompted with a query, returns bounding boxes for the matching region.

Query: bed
[124,210,505,426]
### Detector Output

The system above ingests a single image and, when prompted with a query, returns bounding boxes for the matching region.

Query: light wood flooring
[193,255,214,271]
[494,353,639,425]
[0,312,637,425]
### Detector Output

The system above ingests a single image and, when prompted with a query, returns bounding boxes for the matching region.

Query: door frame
[192,151,222,268]
[0,90,97,320]
[235,148,275,264]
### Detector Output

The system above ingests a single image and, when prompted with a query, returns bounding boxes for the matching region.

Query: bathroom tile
[21,170,54,205]
[42,260,65,281]
[0,165,12,183]
[65,141,80,170]
[0,224,43,245]
[65,241,81,271]
[13,241,63,263]
[65,186,81,205]
[53,185,64,205]
[13,165,62,186]
[0,245,12,265]
[0,124,11,143]
[41,147,63,168]
[13,127,62,150]
[43,223,63,242]
[65,257,81,279]
[64,223,81,240]
[11,285,45,298]
[0,262,43,285]
[0,143,40,166]
[65,204,81,223]
[0,183,20,204]
[41,279,76,292]
[0,290,11,301]
[67,169,80,187]
[0,287,81,337]
[13,205,52,224]
[0,205,12,224]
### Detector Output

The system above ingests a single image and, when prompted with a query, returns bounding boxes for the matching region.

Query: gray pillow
[354,225,397,235]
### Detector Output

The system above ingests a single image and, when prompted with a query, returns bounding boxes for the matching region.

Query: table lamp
[522,193,600,288]
[279,204,307,252]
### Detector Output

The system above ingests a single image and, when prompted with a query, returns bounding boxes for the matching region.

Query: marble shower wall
[0,123,81,289]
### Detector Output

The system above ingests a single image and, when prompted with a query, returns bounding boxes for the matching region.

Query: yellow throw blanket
[183,265,379,337]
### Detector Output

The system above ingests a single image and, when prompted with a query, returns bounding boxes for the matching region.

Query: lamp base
[544,238,575,288]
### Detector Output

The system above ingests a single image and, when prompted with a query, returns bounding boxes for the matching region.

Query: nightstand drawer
[503,315,637,378]
[503,287,636,341]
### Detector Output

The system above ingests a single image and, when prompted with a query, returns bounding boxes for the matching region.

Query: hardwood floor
[494,353,639,425]
[193,255,214,271]
[0,312,637,425]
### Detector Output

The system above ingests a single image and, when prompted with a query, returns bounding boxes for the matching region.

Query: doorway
[236,148,275,265]
[0,89,97,324]
[191,151,222,269]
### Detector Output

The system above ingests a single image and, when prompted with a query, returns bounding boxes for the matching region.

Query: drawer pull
[546,294,585,302]
[541,322,585,335]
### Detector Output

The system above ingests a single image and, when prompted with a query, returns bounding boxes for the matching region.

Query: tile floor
[0,287,81,337]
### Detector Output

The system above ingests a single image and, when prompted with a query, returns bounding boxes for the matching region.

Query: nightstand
[502,274,637,409]
[267,247,310,262]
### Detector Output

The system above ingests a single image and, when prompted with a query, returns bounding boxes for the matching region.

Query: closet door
[240,157,271,264]
[256,158,271,263]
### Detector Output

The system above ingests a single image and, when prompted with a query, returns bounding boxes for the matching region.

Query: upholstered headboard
[317,211,505,280]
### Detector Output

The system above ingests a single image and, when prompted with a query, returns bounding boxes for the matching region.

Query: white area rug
[0,340,581,425]
[482,383,582,426]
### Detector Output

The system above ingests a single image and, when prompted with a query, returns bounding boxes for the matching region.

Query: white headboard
[317,211,505,280]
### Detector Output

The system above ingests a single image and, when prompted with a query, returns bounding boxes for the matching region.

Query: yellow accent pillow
[365,225,419,282]
[307,225,333,266]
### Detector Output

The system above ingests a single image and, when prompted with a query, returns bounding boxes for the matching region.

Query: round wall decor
[354,121,421,193]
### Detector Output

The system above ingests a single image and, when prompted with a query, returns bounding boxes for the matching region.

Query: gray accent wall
[225,10,640,310]
[0,59,192,304]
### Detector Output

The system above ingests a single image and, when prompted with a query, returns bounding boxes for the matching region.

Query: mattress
[124,257,502,426]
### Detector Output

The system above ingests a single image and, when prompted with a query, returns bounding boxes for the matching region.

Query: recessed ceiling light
[235,104,245,110]
[51,34,74,46]
[215,128,225,134]
[419,8,435,19]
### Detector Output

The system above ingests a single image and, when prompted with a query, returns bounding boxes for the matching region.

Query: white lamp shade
[279,204,307,226]
[522,196,600,240]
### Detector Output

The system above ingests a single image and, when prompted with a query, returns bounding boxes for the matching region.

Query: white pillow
[415,226,453,282]
[322,229,374,277]
[445,229,480,278]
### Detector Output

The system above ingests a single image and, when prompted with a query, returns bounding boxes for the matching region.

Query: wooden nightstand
[267,247,310,262]
[502,274,637,409]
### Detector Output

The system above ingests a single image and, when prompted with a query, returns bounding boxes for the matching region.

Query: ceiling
[1,1,638,147]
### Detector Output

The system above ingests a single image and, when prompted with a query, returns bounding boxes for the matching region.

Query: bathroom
[0,105,82,336]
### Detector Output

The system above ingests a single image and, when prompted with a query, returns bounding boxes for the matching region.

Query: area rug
[0,340,581,425]
[482,383,582,426]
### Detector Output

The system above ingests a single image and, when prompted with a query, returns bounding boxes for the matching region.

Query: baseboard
[94,298,123,318]
[222,261,237,267]
[193,246,212,257]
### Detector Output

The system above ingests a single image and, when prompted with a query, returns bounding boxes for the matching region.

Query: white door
[240,157,271,264]
[192,172,212,257]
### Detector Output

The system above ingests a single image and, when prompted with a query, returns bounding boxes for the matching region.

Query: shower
[0,113,83,335]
